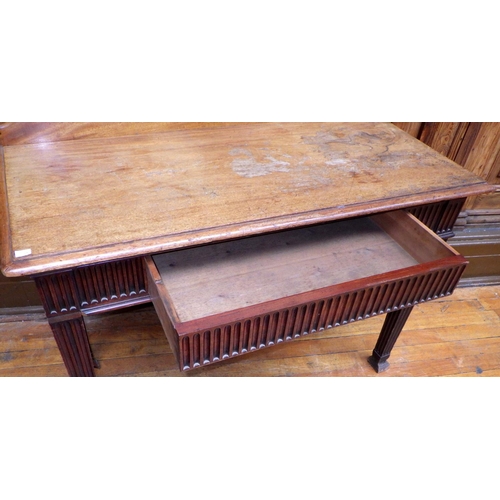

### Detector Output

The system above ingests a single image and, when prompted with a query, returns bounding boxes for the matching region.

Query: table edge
[1,181,494,277]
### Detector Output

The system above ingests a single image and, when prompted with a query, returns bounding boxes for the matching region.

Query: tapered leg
[48,313,96,376]
[368,306,413,373]
[34,272,96,376]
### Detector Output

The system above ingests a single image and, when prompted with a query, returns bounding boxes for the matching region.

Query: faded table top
[0,122,493,276]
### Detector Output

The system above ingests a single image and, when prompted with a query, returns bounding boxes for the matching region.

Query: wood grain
[0,147,12,272]
[0,122,242,146]
[450,123,500,211]
[408,122,500,285]
[418,123,466,159]
[392,123,423,138]
[153,216,419,322]
[460,123,500,182]
[1,122,493,277]
[370,211,460,262]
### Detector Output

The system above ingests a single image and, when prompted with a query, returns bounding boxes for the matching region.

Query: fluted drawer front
[146,209,468,371]
[177,263,465,370]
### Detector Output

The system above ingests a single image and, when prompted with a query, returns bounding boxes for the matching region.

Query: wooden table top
[0,122,494,277]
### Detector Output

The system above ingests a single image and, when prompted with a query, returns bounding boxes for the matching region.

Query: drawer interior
[151,210,460,324]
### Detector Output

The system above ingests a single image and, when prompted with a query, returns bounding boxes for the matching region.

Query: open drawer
[145,210,467,372]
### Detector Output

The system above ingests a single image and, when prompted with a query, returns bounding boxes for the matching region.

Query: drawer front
[153,261,465,370]
[146,209,467,371]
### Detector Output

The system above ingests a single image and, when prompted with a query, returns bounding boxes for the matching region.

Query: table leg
[34,272,96,376]
[368,306,413,373]
[48,313,96,376]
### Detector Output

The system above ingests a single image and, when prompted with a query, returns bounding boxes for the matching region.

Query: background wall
[0,273,42,312]
[1,123,499,312]
[393,122,500,286]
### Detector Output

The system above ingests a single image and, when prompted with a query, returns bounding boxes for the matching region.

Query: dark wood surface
[368,307,414,372]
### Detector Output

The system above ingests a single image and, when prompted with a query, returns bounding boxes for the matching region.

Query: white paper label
[14,248,32,258]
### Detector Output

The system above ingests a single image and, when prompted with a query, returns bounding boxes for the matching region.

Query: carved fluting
[74,257,148,308]
[177,263,466,370]
[50,316,95,376]
[407,198,465,238]
[408,202,445,232]
[438,199,465,235]
[34,272,80,316]
[35,257,149,315]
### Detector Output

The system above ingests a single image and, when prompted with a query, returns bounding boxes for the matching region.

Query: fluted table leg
[368,306,414,373]
[48,313,96,376]
[35,272,96,377]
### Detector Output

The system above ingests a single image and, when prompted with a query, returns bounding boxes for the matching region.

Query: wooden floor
[1,285,499,377]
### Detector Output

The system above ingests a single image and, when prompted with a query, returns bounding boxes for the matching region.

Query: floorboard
[1,285,499,377]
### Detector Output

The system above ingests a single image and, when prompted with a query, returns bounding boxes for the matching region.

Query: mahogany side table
[0,123,494,376]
